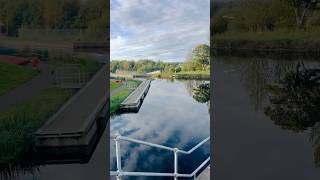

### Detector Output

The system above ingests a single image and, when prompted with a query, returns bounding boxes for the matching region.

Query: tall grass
[0,88,73,168]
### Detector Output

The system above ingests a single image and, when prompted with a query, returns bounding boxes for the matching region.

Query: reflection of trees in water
[217,57,295,110]
[184,80,210,112]
[217,56,320,167]
[193,83,210,103]
[311,122,320,167]
[1,164,39,180]
[264,63,320,166]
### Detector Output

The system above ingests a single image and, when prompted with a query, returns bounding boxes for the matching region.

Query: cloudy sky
[111,0,210,62]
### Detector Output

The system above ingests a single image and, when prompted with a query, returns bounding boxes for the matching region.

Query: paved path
[0,63,55,112]
[36,66,107,135]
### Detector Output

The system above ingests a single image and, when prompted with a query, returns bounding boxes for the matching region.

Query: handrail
[110,134,210,180]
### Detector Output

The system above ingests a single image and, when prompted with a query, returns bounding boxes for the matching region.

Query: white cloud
[111,0,210,62]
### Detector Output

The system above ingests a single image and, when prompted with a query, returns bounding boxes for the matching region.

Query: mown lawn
[110,81,122,91]
[110,80,142,114]
[0,61,38,96]
[48,54,102,77]
[110,89,132,114]
[0,87,73,168]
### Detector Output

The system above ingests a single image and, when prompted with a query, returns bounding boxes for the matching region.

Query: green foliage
[48,53,102,74]
[110,81,122,91]
[0,88,73,167]
[110,89,131,114]
[192,44,210,71]
[0,61,38,96]
[0,0,108,37]
[110,59,180,74]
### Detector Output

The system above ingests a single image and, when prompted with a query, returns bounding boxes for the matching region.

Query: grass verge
[154,71,210,80]
[0,61,38,96]
[110,80,142,114]
[213,29,320,52]
[0,87,73,168]
[110,81,122,91]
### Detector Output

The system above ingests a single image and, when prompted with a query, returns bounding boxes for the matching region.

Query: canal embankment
[212,31,320,56]
[0,50,104,169]
[120,79,151,112]
[110,79,143,114]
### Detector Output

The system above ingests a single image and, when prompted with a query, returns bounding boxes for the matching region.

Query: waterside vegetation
[212,0,320,53]
[111,44,210,80]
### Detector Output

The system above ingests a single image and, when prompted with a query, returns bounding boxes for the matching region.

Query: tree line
[212,0,320,35]
[0,0,108,36]
[110,44,210,74]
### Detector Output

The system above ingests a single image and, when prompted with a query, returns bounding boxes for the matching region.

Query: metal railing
[110,134,210,180]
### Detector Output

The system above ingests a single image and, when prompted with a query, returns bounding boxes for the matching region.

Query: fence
[110,134,210,180]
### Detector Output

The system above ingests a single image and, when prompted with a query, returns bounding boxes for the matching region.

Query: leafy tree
[281,0,320,29]
[192,44,210,71]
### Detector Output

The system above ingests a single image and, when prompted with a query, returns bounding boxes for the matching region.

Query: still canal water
[110,79,210,180]
[0,79,209,180]
[213,55,320,180]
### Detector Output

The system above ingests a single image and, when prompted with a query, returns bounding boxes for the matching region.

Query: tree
[192,44,210,71]
[282,0,320,29]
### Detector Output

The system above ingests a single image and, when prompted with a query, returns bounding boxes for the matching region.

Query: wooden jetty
[121,80,151,111]
[34,65,108,154]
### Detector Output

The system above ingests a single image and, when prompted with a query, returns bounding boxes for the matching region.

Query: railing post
[174,148,178,180]
[115,135,122,180]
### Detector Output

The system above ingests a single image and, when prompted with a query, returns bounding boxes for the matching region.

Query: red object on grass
[111,79,123,83]
[31,57,40,68]
[0,55,30,65]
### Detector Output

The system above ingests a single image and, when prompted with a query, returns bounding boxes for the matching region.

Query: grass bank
[0,88,73,168]
[154,71,210,80]
[0,61,38,96]
[110,81,122,91]
[175,71,210,80]
[110,80,142,114]
[213,29,320,53]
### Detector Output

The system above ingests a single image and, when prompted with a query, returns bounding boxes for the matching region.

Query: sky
[110,0,210,62]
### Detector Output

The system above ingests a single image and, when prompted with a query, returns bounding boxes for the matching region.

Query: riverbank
[110,80,142,114]
[0,88,73,168]
[0,53,102,169]
[154,71,210,80]
[212,30,320,55]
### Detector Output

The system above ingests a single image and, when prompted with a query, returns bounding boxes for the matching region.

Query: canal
[110,79,210,180]
[213,55,320,180]
[1,79,209,180]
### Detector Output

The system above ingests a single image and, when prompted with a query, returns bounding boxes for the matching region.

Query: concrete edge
[34,65,107,135]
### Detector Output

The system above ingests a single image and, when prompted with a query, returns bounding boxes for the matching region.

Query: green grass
[0,61,39,96]
[110,80,142,114]
[0,87,73,168]
[176,71,210,75]
[110,89,131,114]
[154,71,210,80]
[110,81,122,91]
[48,54,102,74]
[213,29,320,51]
